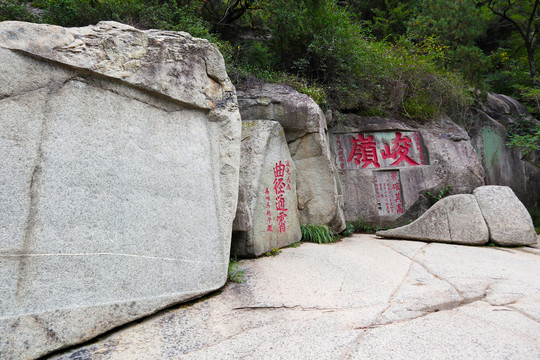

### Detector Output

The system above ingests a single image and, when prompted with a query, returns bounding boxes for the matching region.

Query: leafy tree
[480,0,540,83]
[407,0,490,85]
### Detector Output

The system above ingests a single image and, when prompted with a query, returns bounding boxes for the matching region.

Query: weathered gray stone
[473,186,537,246]
[470,94,540,209]
[232,121,301,257]
[483,92,533,126]
[237,84,346,232]
[330,115,484,228]
[376,194,489,245]
[0,21,241,359]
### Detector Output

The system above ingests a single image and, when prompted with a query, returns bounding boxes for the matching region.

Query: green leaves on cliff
[2,0,536,120]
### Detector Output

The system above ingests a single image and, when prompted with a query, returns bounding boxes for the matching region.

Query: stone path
[50,235,540,359]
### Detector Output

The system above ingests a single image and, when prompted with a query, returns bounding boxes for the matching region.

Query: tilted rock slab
[237,84,346,232]
[232,121,301,257]
[473,186,537,246]
[0,21,241,359]
[376,194,489,245]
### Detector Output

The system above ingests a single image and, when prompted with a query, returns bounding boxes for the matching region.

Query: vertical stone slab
[232,121,301,257]
[237,84,346,232]
[373,171,404,216]
[0,21,241,359]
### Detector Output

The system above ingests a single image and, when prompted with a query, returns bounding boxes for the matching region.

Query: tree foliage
[0,0,537,118]
[480,0,539,83]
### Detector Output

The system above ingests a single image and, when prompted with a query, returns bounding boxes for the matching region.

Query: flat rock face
[376,194,489,245]
[50,235,540,359]
[0,21,241,359]
[473,186,537,246]
[330,115,484,228]
[237,84,346,232]
[232,121,301,257]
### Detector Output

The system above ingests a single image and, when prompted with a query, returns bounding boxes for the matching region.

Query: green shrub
[425,185,453,207]
[300,223,337,244]
[348,221,380,234]
[227,258,245,283]
[0,0,37,22]
[341,222,355,237]
[528,208,540,234]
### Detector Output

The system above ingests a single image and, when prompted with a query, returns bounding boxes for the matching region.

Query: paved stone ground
[50,235,540,360]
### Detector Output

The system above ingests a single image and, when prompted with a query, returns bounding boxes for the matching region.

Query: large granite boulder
[0,21,241,359]
[232,121,301,257]
[473,186,537,246]
[237,84,346,232]
[376,195,489,245]
[470,93,540,209]
[330,115,484,228]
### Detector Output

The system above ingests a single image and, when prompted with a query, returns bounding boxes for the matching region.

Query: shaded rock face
[0,21,241,359]
[470,93,540,209]
[232,121,301,257]
[376,194,489,245]
[330,115,484,228]
[237,84,345,232]
[474,186,537,246]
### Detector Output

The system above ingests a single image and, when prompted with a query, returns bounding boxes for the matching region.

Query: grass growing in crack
[300,224,337,244]
[264,247,282,257]
[426,185,453,207]
[227,258,245,283]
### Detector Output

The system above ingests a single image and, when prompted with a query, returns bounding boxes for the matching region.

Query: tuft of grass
[300,223,337,244]
[425,185,452,207]
[227,258,245,283]
[264,247,282,257]
[341,222,355,237]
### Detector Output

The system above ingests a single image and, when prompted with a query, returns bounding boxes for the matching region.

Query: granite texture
[473,186,537,246]
[376,194,489,245]
[232,120,301,257]
[0,21,241,359]
[237,84,346,232]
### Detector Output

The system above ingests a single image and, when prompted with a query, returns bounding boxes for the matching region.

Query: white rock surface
[376,194,490,245]
[0,21,241,359]
[232,120,301,257]
[474,185,537,246]
[51,235,540,359]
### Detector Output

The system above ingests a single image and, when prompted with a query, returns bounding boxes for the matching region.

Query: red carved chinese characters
[336,137,346,169]
[265,187,272,232]
[273,161,289,233]
[413,133,426,165]
[347,134,381,169]
[380,132,419,166]
[373,171,403,216]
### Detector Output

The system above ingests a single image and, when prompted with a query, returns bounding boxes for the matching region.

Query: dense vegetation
[1,0,538,125]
